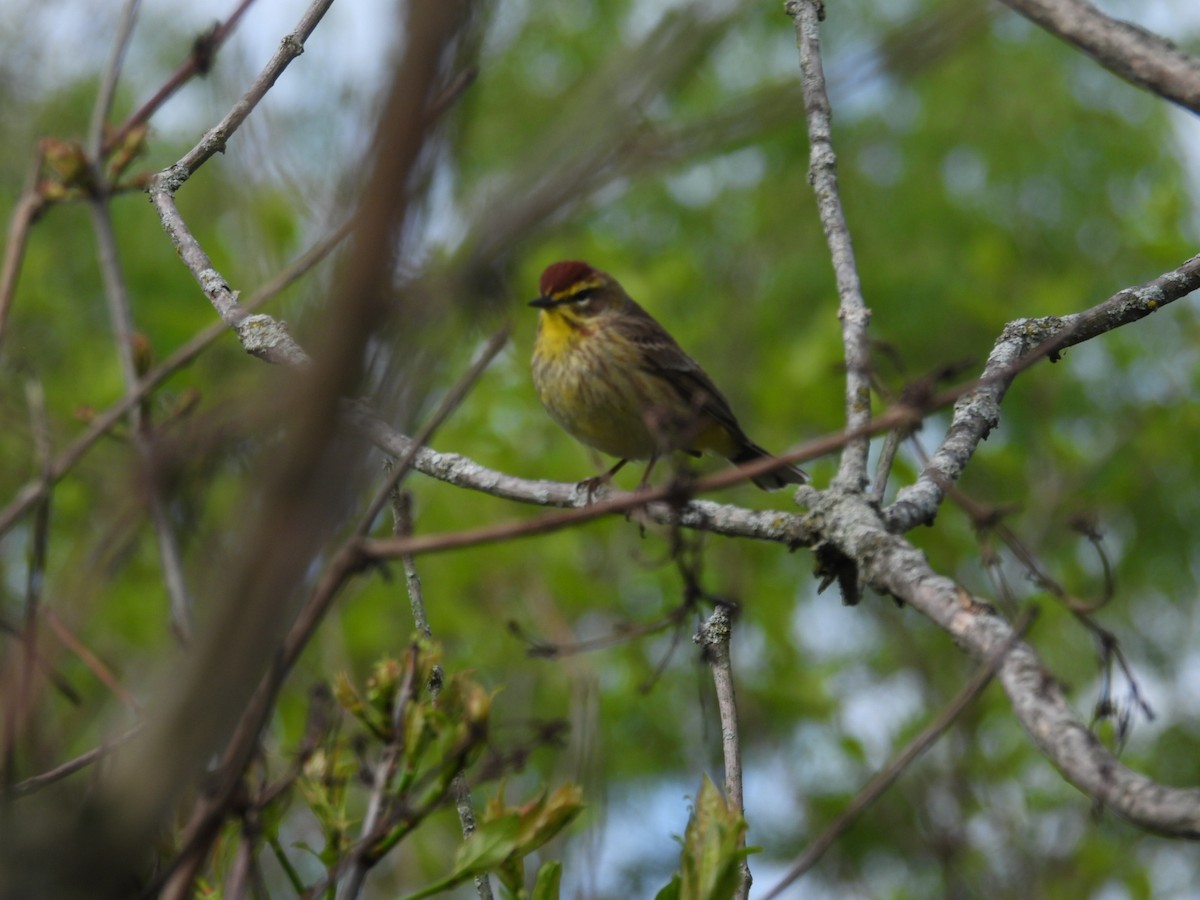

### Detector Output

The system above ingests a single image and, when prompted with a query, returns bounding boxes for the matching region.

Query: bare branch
[885,252,1200,531]
[146,187,311,366]
[0,152,49,347]
[786,0,872,490]
[102,0,259,156]
[385,493,493,900]
[163,0,336,183]
[86,0,143,159]
[41,608,140,712]
[141,0,336,372]
[996,0,1200,114]
[87,196,195,640]
[9,725,144,798]
[354,455,819,561]
[825,489,1200,837]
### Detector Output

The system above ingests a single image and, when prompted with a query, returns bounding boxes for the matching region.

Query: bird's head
[529,261,623,323]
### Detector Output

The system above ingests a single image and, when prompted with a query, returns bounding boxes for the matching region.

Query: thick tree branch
[355,402,1200,837]
[818,490,1200,837]
[86,0,142,160]
[996,0,1200,115]
[350,404,820,553]
[147,188,311,366]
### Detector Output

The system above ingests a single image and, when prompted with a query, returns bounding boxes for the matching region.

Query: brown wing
[613,299,749,440]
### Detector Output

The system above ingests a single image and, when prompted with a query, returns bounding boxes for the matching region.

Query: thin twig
[342,645,420,900]
[0,152,48,347]
[87,196,195,641]
[3,381,53,787]
[386,492,493,900]
[10,724,144,798]
[930,472,1154,734]
[165,0,336,182]
[763,609,1038,898]
[86,0,143,160]
[41,608,140,711]
[868,429,903,503]
[354,325,511,539]
[0,218,351,540]
[393,492,431,640]
[103,0,259,156]
[787,0,873,490]
[884,252,1200,532]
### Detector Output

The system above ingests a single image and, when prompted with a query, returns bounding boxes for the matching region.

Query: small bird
[529,260,807,492]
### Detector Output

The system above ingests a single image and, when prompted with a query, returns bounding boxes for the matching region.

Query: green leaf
[677,776,748,900]
[530,860,563,900]
[512,784,585,854]
[452,814,523,877]
[654,874,682,900]
[399,816,522,900]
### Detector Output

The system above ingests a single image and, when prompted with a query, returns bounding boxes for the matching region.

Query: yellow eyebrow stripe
[550,275,605,301]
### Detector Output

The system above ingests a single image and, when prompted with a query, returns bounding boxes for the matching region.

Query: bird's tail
[730,441,808,491]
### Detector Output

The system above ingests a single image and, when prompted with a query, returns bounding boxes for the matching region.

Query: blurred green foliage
[2,0,1199,897]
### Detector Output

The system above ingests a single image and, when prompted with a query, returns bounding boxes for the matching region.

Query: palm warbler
[529,260,807,491]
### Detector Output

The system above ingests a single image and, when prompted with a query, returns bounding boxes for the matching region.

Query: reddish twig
[102,0,259,157]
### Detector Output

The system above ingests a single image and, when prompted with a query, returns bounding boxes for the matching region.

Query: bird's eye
[571,288,595,304]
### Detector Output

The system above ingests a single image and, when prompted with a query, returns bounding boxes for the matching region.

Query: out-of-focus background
[2,0,1199,896]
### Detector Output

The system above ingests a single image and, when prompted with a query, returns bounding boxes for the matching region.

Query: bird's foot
[578,475,610,504]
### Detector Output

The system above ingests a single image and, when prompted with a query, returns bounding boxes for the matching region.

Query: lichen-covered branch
[885,253,1200,532]
[786,0,873,489]
[813,489,1200,837]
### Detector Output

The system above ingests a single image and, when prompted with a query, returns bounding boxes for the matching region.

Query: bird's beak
[528,296,555,309]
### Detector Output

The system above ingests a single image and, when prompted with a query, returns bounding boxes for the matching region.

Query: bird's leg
[627,455,664,536]
[580,458,629,502]
[637,455,659,491]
